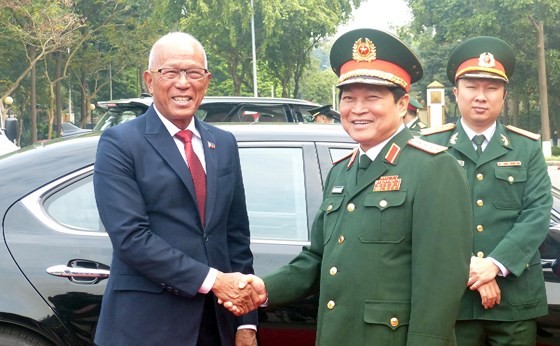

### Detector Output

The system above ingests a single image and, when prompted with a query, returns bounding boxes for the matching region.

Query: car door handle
[46,264,110,279]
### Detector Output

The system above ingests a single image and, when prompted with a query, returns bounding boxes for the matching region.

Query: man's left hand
[236,329,257,346]
[468,256,500,290]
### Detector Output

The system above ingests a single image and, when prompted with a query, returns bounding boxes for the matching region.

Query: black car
[94,95,340,131]
[0,125,558,345]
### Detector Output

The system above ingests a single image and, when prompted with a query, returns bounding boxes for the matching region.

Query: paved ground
[549,165,560,189]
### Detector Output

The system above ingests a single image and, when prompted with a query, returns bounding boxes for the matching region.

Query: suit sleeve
[489,139,552,277]
[407,153,473,345]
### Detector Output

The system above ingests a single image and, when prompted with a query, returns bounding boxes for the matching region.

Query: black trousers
[197,293,222,346]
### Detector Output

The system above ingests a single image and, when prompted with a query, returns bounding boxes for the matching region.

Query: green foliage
[404,0,560,134]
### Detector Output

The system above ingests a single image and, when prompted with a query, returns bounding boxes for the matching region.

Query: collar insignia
[384,143,401,164]
[478,52,496,68]
[207,141,216,149]
[500,134,509,146]
[352,38,376,62]
[449,133,459,145]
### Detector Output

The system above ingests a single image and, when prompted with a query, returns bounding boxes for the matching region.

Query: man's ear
[144,70,154,94]
[398,94,410,118]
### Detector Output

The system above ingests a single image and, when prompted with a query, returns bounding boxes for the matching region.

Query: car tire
[0,325,52,346]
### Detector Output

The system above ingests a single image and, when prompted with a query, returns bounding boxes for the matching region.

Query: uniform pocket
[493,167,526,210]
[360,191,407,243]
[364,300,409,345]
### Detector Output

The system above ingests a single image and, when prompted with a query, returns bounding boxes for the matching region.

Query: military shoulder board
[506,125,540,140]
[333,147,358,166]
[407,137,448,155]
[420,123,456,136]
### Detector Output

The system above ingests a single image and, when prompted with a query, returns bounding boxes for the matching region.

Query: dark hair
[337,85,407,104]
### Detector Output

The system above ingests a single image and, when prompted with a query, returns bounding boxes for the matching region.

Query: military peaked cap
[330,28,423,92]
[447,36,515,84]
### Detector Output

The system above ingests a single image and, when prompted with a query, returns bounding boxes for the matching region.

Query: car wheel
[0,325,52,346]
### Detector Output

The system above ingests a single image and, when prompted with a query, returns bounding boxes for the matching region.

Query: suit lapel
[197,120,217,228]
[449,121,479,164]
[143,108,199,221]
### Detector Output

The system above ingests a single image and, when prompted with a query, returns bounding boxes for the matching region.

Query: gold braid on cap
[338,69,408,90]
[456,66,508,82]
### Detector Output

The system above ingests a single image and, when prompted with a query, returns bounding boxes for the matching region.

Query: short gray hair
[148,32,208,69]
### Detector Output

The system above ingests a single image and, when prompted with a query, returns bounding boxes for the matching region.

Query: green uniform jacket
[422,121,552,321]
[408,118,427,135]
[264,128,473,345]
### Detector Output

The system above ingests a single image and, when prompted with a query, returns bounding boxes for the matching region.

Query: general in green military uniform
[261,28,473,345]
[403,96,426,135]
[422,36,552,346]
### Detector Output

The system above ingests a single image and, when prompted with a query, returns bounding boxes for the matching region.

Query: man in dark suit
[232,28,473,345]
[93,32,258,346]
[422,36,552,346]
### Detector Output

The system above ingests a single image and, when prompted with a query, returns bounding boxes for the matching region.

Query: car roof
[0,124,354,210]
[97,96,321,109]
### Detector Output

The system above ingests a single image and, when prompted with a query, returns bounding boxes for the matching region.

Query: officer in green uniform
[403,96,426,135]
[421,36,552,346]
[259,29,473,345]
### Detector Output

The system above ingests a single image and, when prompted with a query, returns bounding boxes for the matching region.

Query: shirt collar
[460,118,496,142]
[154,104,201,139]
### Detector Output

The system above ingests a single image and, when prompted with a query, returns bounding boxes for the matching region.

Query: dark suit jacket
[93,106,256,345]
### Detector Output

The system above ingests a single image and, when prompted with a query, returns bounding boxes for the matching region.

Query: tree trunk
[30,45,37,143]
[55,51,63,136]
[531,18,551,156]
[509,95,519,127]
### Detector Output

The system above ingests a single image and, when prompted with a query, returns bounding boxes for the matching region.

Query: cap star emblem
[478,52,496,68]
[352,38,376,62]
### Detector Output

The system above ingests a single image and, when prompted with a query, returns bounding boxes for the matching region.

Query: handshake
[212,272,268,316]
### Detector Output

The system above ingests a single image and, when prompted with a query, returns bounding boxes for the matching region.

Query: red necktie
[176,130,206,224]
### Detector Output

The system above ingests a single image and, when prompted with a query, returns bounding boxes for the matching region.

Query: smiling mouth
[173,96,192,103]
[352,120,372,125]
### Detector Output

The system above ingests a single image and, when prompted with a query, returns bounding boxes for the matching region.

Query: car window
[198,103,289,123]
[43,175,104,232]
[38,147,310,241]
[239,147,308,241]
[329,148,353,163]
[94,106,146,131]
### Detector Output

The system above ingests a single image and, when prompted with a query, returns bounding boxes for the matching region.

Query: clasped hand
[467,256,501,309]
[212,272,267,316]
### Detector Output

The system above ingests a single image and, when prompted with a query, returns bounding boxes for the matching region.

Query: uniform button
[476,199,484,207]
[338,235,345,244]
[390,317,399,327]
[329,267,338,275]
[508,176,514,183]
[477,251,484,258]
[347,203,355,212]
[379,200,388,208]
[476,173,484,181]
[327,300,335,310]
[327,205,333,212]
[476,225,484,232]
